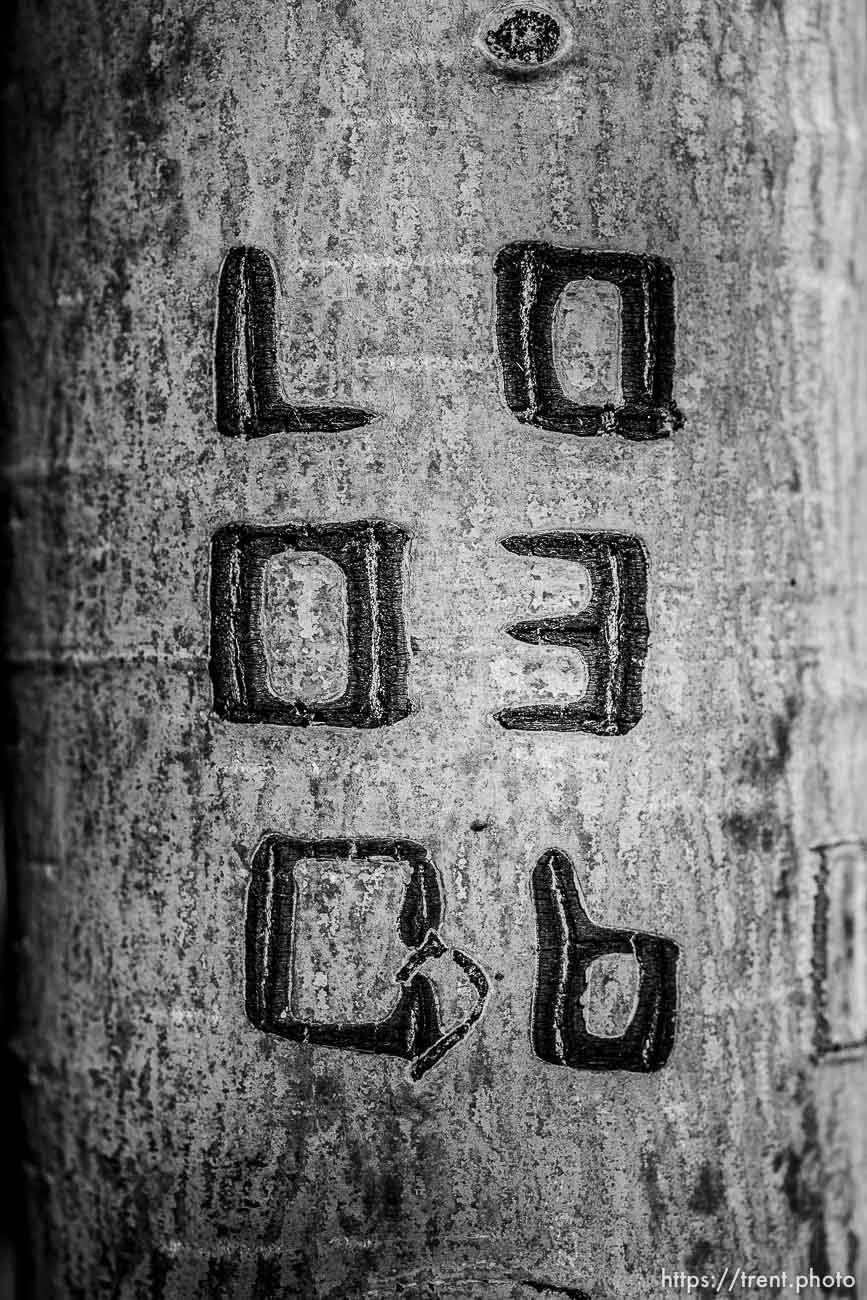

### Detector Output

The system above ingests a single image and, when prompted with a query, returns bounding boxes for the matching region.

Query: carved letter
[214,245,375,438]
[812,839,867,1060]
[496,531,649,734]
[245,837,489,1080]
[210,520,412,728]
[494,242,682,439]
[531,847,678,1071]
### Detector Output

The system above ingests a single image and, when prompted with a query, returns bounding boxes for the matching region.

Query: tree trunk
[3,1,865,1297]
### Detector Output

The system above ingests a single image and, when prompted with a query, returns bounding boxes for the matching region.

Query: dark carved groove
[494,242,683,439]
[497,530,649,734]
[811,840,867,1060]
[214,245,375,438]
[245,837,490,1079]
[531,847,679,1072]
[209,520,411,728]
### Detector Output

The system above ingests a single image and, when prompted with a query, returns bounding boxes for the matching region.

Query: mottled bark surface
[2,2,866,1297]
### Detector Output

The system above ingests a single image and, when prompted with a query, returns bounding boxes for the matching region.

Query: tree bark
[3,1,866,1297]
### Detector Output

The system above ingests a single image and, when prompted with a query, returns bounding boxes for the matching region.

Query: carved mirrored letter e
[497,531,649,734]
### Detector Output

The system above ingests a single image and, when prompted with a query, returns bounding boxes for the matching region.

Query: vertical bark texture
[3,1,866,1296]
